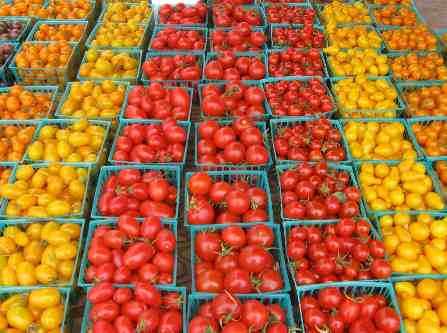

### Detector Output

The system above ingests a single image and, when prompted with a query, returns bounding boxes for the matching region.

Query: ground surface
[415,0,447,29]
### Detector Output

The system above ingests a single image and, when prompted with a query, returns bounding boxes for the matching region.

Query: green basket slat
[211,4,267,29]
[190,223,291,295]
[119,84,194,122]
[85,20,151,50]
[9,41,80,88]
[270,117,351,164]
[91,164,181,221]
[23,118,112,167]
[26,20,89,45]
[78,218,178,288]
[187,293,297,328]
[435,28,447,51]
[148,26,207,53]
[277,161,367,223]
[54,80,130,120]
[0,85,58,119]
[267,48,329,78]
[0,42,18,84]
[373,211,447,281]
[108,118,191,167]
[184,170,274,227]
[378,25,443,53]
[262,76,337,118]
[203,51,268,81]
[77,48,142,84]
[283,219,391,292]
[210,26,267,51]
[0,162,92,218]
[194,119,273,171]
[315,3,374,27]
[270,23,325,49]
[341,118,422,163]
[330,76,405,119]
[263,2,320,25]
[406,117,447,161]
[0,218,85,288]
[396,80,447,120]
[387,50,447,84]
[352,160,446,218]
[325,24,384,51]
[369,4,425,28]
[80,285,187,333]
[297,281,403,333]
[0,119,40,163]
[155,3,209,27]
[0,17,33,42]
[198,80,269,120]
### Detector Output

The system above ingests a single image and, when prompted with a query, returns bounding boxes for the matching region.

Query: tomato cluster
[194,224,285,293]
[189,293,290,332]
[212,4,264,27]
[302,287,400,333]
[280,162,361,220]
[150,28,206,51]
[288,219,391,286]
[201,82,266,118]
[264,78,334,117]
[265,4,316,24]
[196,118,270,166]
[124,84,191,121]
[112,119,187,163]
[272,25,324,48]
[87,282,183,333]
[97,168,177,218]
[204,51,266,81]
[85,216,176,286]
[157,2,207,25]
[273,117,347,162]
[268,48,325,78]
[211,23,267,51]
[187,171,269,225]
[141,54,202,81]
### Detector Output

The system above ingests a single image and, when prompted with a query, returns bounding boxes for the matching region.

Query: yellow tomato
[432,220,447,238]
[47,230,71,246]
[392,257,418,273]
[15,165,33,181]
[26,223,42,240]
[23,240,44,265]
[29,288,61,309]
[0,295,26,314]
[40,305,64,330]
[409,222,431,241]
[41,245,58,269]
[55,242,78,260]
[422,310,441,325]
[16,262,36,286]
[0,313,7,329]
[438,301,447,325]
[7,252,24,271]
[6,306,33,330]
[1,267,17,286]
[425,245,447,268]
[416,319,441,333]
[404,319,417,333]
[397,242,421,261]
[0,237,16,255]
[59,223,80,239]
[35,264,58,284]
[46,200,71,217]
[384,234,400,255]
[401,296,426,320]
[57,260,74,280]
[417,255,433,274]
[417,279,441,300]
[395,281,416,298]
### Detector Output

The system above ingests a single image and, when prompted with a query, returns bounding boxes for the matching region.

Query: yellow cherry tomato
[6,306,33,330]
[28,288,61,309]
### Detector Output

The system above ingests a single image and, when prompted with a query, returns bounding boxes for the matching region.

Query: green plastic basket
[341,118,421,163]
[77,48,142,84]
[428,159,447,206]
[270,24,325,49]
[0,17,33,43]
[90,164,181,221]
[26,20,89,45]
[297,281,403,333]
[187,293,297,328]
[108,119,191,167]
[0,218,85,288]
[353,160,446,217]
[148,26,207,53]
[9,41,80,89]
[190,223,291,295]
[0,162,92,219]
[0,119,39,163]
[263,2,320,25]
[198,80,269,119]
[54,80,130,120]
[270,117,350,164]
[80,285,187,333]
[45,0,97,22]
[194,119,273,171]
[406,117,447,161]
[267,48,329,78]
[211,4,267,28]
[85,20,150,50]
[203,51,267,82]
[262,76,337,118]
[210,27,267,51]
[156,3,209,27]
[369,4,425,28]
[184,170,274,227]
[330,76,405,119]
[23,118,111,168]
[98,2,153,24]
[77,218,178,288]
[0,42,18,84]
[277,161,366,223]
[0,85,58,120]
[315,2,374,26]
[378,25,442,53]
[396,80,447,119]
